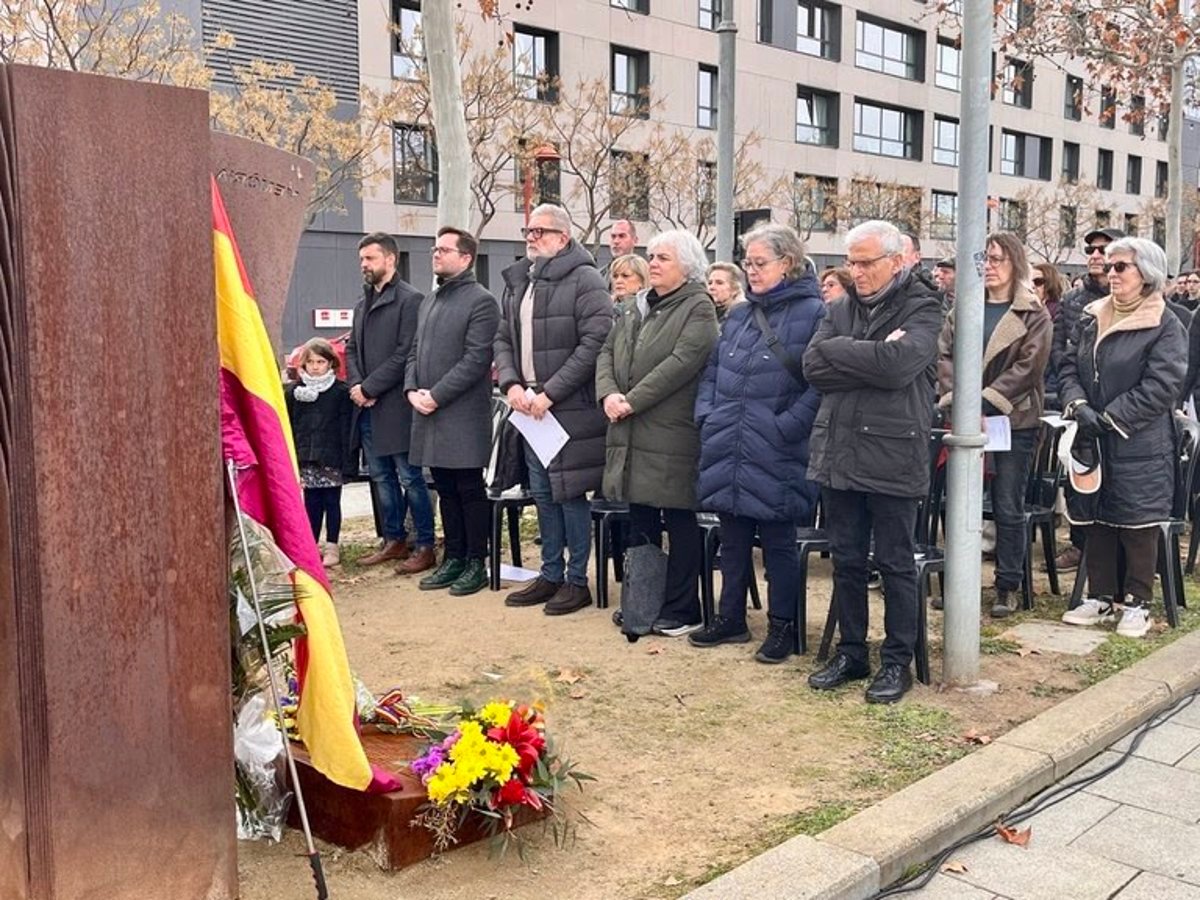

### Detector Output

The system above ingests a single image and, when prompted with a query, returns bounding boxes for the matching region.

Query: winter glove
[1071,403,1106,439]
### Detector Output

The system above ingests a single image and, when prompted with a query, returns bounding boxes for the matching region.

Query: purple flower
[410,745,446,779]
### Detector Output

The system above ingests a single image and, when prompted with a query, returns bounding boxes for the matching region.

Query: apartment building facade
[183,0,1189,347]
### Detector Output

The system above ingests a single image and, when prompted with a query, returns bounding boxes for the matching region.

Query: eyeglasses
[984,254,1008,266]
[1103,261,1135,275]
[1032,277,1046,287]
[741,256,782,271]
[430,246,461,256]
[845,254,888,270]
[520,226,564,240]
[1084,244,1108,256]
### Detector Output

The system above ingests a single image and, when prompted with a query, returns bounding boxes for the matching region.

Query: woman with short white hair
[596,229,721,636]
[1060,236,1187,637]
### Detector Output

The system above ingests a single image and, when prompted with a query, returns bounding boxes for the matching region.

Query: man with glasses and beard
[496,204,613,616]
[1050,226,1123,574]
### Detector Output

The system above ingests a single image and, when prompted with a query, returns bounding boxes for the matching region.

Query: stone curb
[684,627,1200,899]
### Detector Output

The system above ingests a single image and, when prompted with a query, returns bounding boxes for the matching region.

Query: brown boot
[359,539,409,566]
[504,576,562,608]
[544,583,592,616]
[395,545,436,575]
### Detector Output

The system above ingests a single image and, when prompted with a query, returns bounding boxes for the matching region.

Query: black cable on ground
[873,686,1200,897]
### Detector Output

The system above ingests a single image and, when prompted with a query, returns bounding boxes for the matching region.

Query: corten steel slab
[0,65,235,900]
[289,729,547,870]
[211,132,314,355]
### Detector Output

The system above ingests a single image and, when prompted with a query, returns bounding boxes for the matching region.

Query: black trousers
[1085,524,1158,606]
[304,486,342,544]
[431,467,489,561]
[627,503,702,625]
[824,487,919,668]
[717,514,800,622]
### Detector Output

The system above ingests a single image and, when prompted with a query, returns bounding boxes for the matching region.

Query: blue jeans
[990,428,1038,592]
[359,410,435,548]
[524,440,591,586]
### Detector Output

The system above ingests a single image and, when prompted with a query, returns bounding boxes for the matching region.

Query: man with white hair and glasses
[801,220,943,704]
[496,204,613,616]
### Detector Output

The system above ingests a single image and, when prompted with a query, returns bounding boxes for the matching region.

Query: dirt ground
[236,514,1168,900]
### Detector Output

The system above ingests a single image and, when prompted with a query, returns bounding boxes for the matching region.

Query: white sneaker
[1061,598,1116,626]
[1116,605,1152,638]
[654,620,704,637]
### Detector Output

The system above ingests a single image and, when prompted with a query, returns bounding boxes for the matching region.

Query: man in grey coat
[495,204,613,615]
[405,227,500,596]
[345,232,436,573]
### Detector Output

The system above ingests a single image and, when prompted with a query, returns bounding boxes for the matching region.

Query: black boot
[688,615,751,647]
[754,616,795,664]
[991,589,1017,619]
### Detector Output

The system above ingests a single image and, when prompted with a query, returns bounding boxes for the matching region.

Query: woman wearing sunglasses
[1059,238,1187,637]
[936,232,1053,618]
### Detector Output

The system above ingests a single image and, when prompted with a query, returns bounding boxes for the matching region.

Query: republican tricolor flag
[213,177,396,793]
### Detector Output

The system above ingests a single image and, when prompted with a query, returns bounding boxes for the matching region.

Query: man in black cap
[1051,226,1123,572]
[933,257,956,313]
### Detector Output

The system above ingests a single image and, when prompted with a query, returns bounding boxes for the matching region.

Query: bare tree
[423,1,471,230]
[839,176,924,236]
[1012,178,1101,265]
[934,0,1199,271]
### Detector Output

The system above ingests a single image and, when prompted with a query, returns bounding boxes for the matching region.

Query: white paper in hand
[509,387,570,467]
[983,415,1012,452]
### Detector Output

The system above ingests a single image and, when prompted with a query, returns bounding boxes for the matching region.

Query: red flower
[495,777,528,807]
[487,710,546,780]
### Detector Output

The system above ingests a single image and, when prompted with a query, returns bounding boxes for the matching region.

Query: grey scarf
[294,369,336,402]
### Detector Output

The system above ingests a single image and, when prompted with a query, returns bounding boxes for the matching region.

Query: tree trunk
[423,2,471,230]
[1168,56,1185,274]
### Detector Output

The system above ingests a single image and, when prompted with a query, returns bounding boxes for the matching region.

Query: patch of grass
[336,541,378,573]
[774,801,862,837]
[981,636,1022,655]
[1030,682,1076,699]
[851,703,969,792]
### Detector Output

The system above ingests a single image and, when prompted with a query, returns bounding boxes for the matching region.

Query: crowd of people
[282,205,1194,705]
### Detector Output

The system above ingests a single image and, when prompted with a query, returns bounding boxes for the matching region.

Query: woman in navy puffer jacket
[690,223,825,663]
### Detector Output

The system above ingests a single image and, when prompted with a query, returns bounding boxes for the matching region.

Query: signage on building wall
[313,308,354,328]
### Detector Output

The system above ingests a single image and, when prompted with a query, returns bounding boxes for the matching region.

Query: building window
[1130,95,1145,136]
[698,65,718,129]
[393,124,437,204]
[1064,74,1083,120]
[846,179,921,233]
[695,161,718,226]
[1062,141,1080,183]
[855,16,923,81]
[1126,155,1142,195]
[1154,217,1166,245]
[612,0,649,12]
[610,150,649,220]
[930,191,958,239]
[391,0,422,80]
[1158,111,1170,141]
[933,116,959,167]
[1059,206,1077,248]
[999,0,1034,29]
[513,26,559,102]
[1094,208,1112,229]
[935,37,960,91]
[796,86,838,146]
[1000,129,1051,180]
[611,46,650,117]
[1097,148,1114,190]
[796,1,839,60]
[1100,86,1116,128]
[1001,59,1033,108]
[853,99,921,160]
[1156,160,1169,199]
[1123,213,1139,236]
[999,198,1026,238]
[793,174,838,233]
[699,0,719,29]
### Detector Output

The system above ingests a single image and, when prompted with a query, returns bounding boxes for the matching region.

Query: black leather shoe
[865,664,913,704]
[808,653,871,691]
[504,577,562,607]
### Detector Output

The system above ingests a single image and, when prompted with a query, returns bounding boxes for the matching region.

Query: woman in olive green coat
[596,229,720,635]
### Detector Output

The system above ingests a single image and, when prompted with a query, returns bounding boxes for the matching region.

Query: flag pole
[226,459,330,900]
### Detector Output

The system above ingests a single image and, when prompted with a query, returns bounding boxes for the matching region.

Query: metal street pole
[715,1,737,262]
[942,0,991,686]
